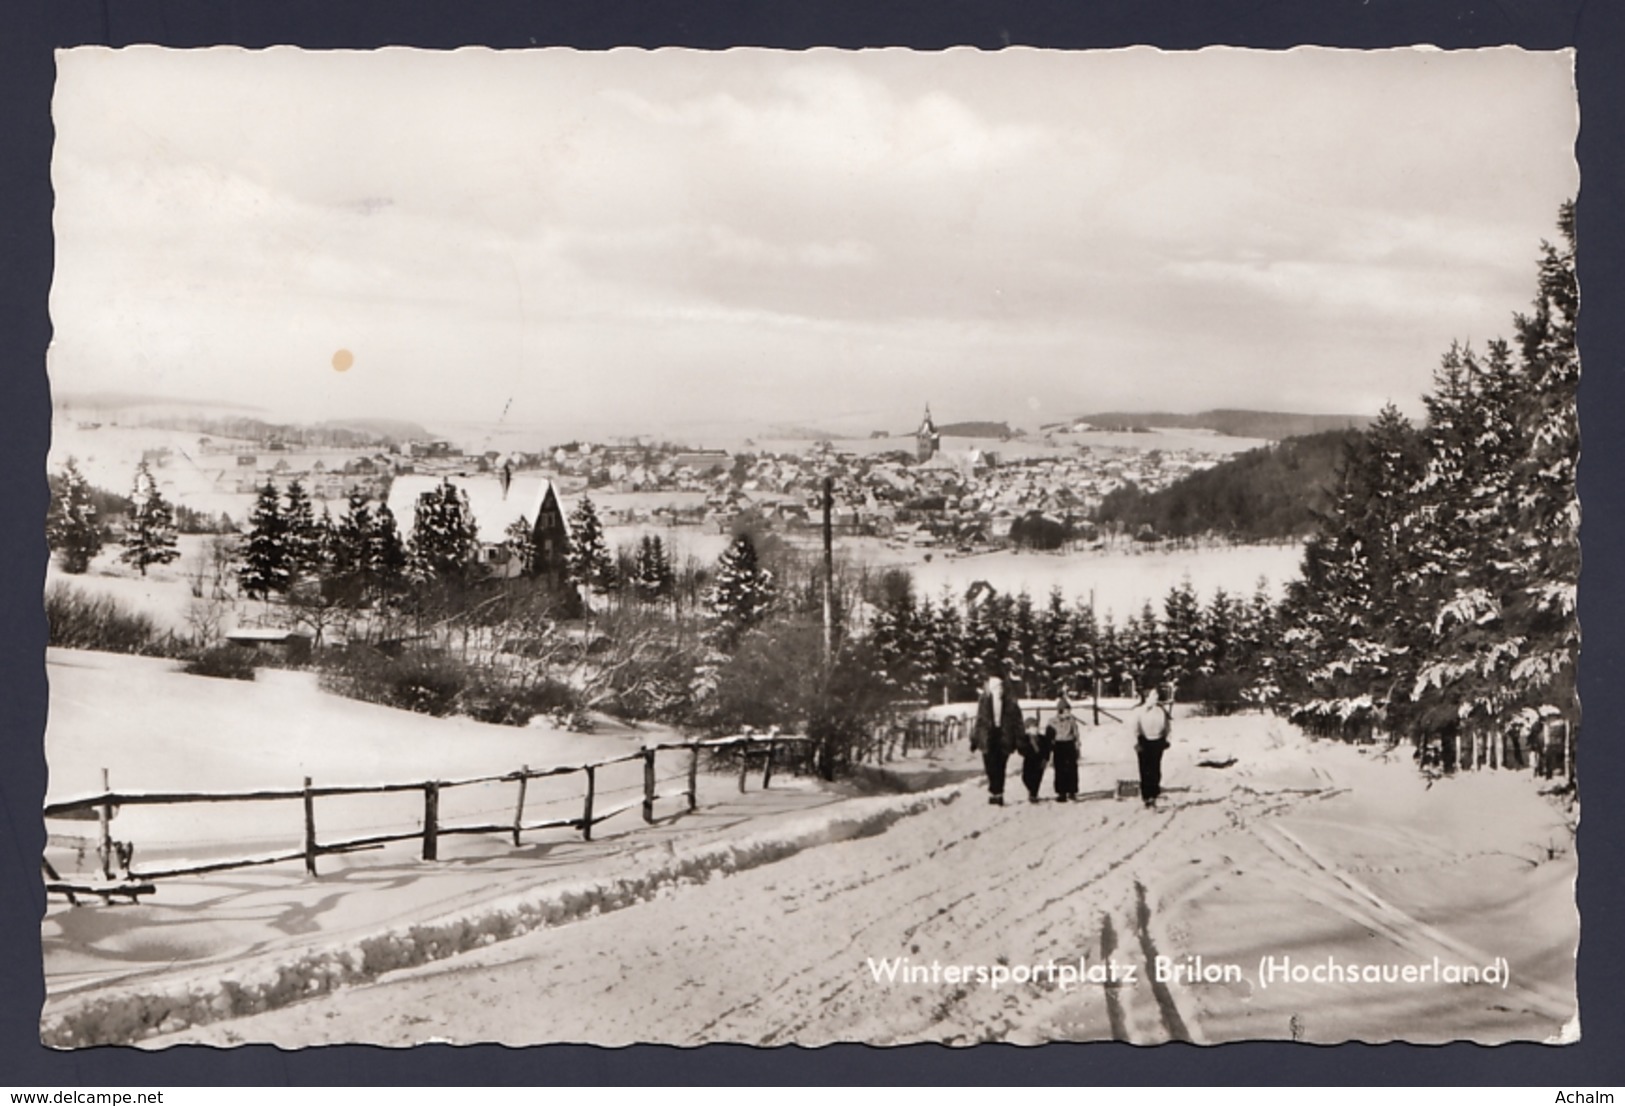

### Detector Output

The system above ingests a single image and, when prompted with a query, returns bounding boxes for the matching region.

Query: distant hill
[939,420,1016,439]
[1093,429,1359,541]
[1077,409,1373,440]
[55,390,262,414]
[318,418,432,443]
[763,424,839,441]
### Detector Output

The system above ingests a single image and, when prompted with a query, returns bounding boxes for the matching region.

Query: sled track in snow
[1250,820,1574,1027]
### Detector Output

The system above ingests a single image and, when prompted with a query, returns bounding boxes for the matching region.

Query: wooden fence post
[582,765,596,841]
[98,768,114,881]
[422,783,439,861]
[302,776,318,877]
[762,738,776,790]
[642,748,656,823]
[512,765,530,846]
[687,746,700,812]
[738,739,751,793]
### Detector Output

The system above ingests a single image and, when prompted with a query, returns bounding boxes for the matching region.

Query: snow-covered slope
[42,699,1576,1048]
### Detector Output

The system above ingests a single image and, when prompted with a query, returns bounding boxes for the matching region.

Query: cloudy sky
[50,47,1578,437]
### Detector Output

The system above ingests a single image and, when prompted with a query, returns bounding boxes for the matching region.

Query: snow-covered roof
[386,473,563,546]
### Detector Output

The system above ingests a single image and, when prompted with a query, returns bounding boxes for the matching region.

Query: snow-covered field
[862,541,1302,617]
[40,649,1577,1048]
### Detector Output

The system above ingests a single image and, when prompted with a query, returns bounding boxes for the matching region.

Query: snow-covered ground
[41,652,1577,1048]
[868,541,1301,618]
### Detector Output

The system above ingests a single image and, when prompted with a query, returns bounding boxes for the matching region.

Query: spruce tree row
[865,577,1281,709]
[238,480,408,604]
[1277,203,1579,767]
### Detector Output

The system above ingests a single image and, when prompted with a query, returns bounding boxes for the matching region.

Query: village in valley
[52,399,1247,566]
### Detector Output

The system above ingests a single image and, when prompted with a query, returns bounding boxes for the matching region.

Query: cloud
[48,47,1578,430]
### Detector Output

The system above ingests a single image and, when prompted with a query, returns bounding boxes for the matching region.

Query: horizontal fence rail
[43,734,809,899]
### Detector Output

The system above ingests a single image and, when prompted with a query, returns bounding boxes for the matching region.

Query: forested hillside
[1091,430,1356,540]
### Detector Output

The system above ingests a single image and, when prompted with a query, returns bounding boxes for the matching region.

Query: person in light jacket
[1133,683,1175,809]
[972,673,1026,806]
[1047,696,1082,802]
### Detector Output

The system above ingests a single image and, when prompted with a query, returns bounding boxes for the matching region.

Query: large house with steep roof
[385,471,570,582]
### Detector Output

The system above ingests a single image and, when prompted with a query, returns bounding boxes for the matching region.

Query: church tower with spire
[916,405,941,463]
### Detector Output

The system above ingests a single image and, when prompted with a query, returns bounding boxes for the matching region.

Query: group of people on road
[971,673,1173,810]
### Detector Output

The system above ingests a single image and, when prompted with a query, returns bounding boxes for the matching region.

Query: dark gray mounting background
[2,0,1619,1087]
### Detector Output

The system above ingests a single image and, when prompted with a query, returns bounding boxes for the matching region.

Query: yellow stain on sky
[332,349,354,373]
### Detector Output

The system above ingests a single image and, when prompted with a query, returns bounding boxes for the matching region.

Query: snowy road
[143,722,1578,1046]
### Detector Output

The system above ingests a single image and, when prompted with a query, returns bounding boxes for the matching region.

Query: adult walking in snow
[1018,713,1051,803]
[972,673,1025,806]
[1047,696,1082,801]
[1133,683,1175,809]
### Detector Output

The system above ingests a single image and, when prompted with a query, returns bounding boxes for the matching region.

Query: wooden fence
[43,733,807,901]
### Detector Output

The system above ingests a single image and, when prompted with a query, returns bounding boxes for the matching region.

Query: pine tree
[46,458,103,574]
[868,585,920,695]
[565,495,618,597]
[632,534,676,602]
[1408,205,1579,763]
[926,590,971,703]
[408,479,479,582]
[239,481,289,599]
[1127,600,1166,692]
[283,479,323,583]
[329,488,374,602]
[1036,587,1075,699]
[706,533,777,650]
[368,501,408,599]
[1009,590,1040,695]
[1241,577,1283,709]
[1284,404,1424,737]
[1098,612,1126,697]
[119,461,181,577]
[1071,599,1100,698]
[1162,577,1205,693]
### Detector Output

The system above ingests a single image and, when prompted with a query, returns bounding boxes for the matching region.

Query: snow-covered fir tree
[282,479,323,583]
[328,488,374,602]
[1161,577,1205,693]
[924,590,970,703]
[46,458,103,574]
[1097,612,1127,698]
[239,481,290,599]
[1282,404,1424,737]
[1406,206,1579,764]
[632,534,675,602]
[1240,577,1283,708]
[1008,590,1040,694]
[368,501,408,598]
[1036,588,1075,699]
[565,496,618,597]
[1070,598,1101,698]
[868,585,921,695]
[119,461,181,578]
[408,479,479,582]
[706,532,776,650]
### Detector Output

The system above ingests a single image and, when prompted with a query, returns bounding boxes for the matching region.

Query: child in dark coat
[1019,714,1051,803]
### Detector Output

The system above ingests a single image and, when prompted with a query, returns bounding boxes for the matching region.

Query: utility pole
[822,475,834,662]
[1090,586,1100,725]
